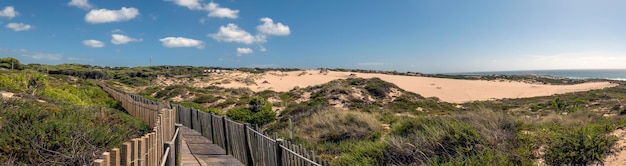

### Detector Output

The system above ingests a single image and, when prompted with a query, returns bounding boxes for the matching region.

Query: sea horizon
[448,69,626,81]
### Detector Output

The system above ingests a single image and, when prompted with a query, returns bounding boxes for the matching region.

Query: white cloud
[257,17,290,36]
[159,37,204,49]
[205,2,238,19]
[208,23,258,44]
[0,6,18,19]
[111,29,123,33]
[165,0,203,10]
[85,7,139,24]
[6,23,32,32]
[83,40,105,48]
[236,48,253,56]
[209,23,258,44]
[111,34,142,45]
[166,1,238,19]
[68,0,93,10]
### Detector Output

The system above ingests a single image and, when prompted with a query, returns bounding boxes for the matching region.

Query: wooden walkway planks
[180,126,244,166]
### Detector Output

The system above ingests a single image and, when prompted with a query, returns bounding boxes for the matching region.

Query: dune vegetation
[0,58,149,165]
[111,65,626,165]
[3,58,626,165]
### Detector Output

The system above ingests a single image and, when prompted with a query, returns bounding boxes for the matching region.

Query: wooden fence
[93,82,328,166]
[92,83,181,166]
[174,104,330,166]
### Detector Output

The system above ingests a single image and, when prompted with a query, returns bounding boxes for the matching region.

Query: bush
[0,57,23,70]
[226,97,275,126]
[154,85,189,99]
[544,124,617,165]
[296,110,382,143]
[364,78,395,100]
[0,98,149,165]
[386,110,522,165]
[192,94,221,104]
[332,140,386,166]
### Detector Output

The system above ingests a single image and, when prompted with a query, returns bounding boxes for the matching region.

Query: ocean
[455,69,626,81]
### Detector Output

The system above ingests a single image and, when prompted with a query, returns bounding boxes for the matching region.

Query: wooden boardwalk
[180,126,244,166]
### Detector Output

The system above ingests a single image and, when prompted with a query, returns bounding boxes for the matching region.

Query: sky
[1,0,626,73]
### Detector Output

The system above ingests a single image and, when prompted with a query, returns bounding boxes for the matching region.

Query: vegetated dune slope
[195,70,616,103]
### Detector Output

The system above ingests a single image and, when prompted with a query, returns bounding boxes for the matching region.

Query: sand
[0,91,14,98]
[203,70,616,103]
[604,128,626,166]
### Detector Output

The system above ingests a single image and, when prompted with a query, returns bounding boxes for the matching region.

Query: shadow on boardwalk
[180,126,244,166]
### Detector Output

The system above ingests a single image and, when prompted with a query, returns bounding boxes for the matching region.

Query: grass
[295,109,382,143]
[0,69,148,165]
[76,62,626,165]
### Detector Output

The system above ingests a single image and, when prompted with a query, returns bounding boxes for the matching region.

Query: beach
[193,70,617,103]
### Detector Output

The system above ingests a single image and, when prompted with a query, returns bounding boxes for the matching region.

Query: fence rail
[92,82,181,166]
[94,82,328,166]
[174,105,330,166]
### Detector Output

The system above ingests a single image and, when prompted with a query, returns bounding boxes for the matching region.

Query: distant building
[204,68,231,73]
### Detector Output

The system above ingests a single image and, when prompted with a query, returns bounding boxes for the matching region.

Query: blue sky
[1,0,626,73]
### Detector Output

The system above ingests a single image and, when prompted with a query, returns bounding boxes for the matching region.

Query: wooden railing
[94,83,328,165]
[175,105,330,166]
[92,83,181,166]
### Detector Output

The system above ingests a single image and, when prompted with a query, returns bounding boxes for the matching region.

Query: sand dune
[204,70,616,103]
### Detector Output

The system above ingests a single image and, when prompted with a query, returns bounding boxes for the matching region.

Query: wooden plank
[102,152,110,166]
[147,133,154,166]
[132,138,139,166]
[138,136,146,166]
[121,142,131,166]
[92,159,104,166]
[111,148,120,166]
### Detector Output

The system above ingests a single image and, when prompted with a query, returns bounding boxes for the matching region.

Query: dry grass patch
[296,109,382,143]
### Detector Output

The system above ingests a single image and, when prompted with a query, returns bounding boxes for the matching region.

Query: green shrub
[544,124,617,165]
[192,94,221,104]
[138,86,161,97]
[364,78,394,100]
[226,97,275,126]
[155,85,189,99]
[0,57,23,70]
[226,106,253,122]
[332,140,386,166]
[386,110,522,165]
[0,98,148,165]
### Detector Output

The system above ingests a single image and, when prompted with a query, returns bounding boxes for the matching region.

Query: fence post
[175,123,183,166]
[210,113,215,142]
[102,152,110,166]
[200,111,206,137]
[121,142,131,166]
[222,116,230,155]
[243,123,253,166]
[275,139,284,166]
[93,159,104,166]
[165,141,175,166]
[289,117,294,141]
[189,108,194,130]
[111,148,120,166]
